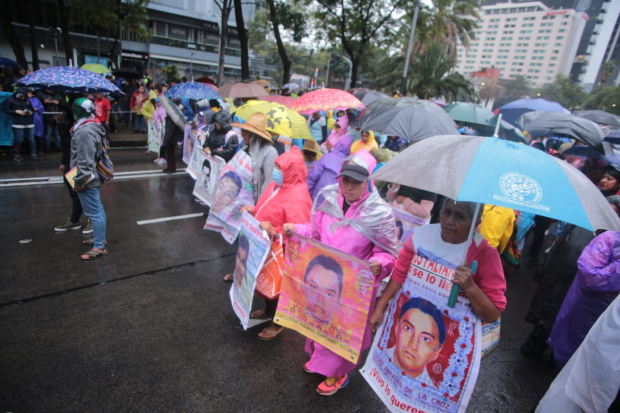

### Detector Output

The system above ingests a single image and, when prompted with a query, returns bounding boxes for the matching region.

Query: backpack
[97,134,114,181]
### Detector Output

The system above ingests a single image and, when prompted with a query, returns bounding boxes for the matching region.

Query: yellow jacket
[141,90,158,121]
[327,110,336,132]
[479,204,515,254]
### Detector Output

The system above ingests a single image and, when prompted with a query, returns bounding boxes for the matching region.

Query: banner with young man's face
[147,119,164,154]
[204,150,254,244]
[192,151,226,207]
[274,232,375,365]
[182,124,200,165]
[361,254,482,413]
[391,204,430,248]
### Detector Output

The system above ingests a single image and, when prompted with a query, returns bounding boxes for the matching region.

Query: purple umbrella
[15,66,123,94]
[499,98,569,127]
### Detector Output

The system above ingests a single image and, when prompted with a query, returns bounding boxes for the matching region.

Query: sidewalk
[108,122,148,148]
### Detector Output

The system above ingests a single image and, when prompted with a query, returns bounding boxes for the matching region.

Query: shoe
[157,158,167,164]
[153,157,160,163]
[133,130,140,134]
[146,150,150,155]
[316,375,349,396]
[55,218,81,232]
[14,154,24,162]
[82,219,93,235]
[303,362,317,374]
[31,154,39,161]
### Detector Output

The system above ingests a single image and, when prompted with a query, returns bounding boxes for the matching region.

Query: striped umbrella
[235,101,312,139]
[291,88,365,115]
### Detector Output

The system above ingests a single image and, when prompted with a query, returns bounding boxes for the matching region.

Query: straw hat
[231,112,273,142]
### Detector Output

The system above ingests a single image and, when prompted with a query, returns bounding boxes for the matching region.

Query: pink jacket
[153,105,167,131]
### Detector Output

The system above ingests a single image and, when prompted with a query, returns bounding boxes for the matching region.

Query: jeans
[135,115,146,132]
[13,127,36,155]
[44,123,61,149]
[77,187,106,249]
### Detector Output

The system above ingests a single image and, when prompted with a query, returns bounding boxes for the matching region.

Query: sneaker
[153,157,160,163]
[82,219,93,235]
[303,362,316,374]
[157,158,167,164]
[31,154,39,161]
[55,218,81,232]
[316,375,349,396]
[14,154,24,162]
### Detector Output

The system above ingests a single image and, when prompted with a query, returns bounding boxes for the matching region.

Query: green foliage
[503,75,531,100]
[535,74,585,110]
[599,61,616,85]
[69,0,151,40]
[163,66,182,84]
[583,85,620,115]
[478,78,503,106]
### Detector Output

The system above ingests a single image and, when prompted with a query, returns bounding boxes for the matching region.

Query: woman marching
[283,150,399,396]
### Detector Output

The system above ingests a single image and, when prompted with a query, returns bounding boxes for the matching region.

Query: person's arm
[321,118,327,141]
[386,183,400,203]
[213,133,238,162]
[74,133,97,187]
[260,147,278,196]
[306,159,325,196]
[453,265,501,323]
[105,100,111,125]
[401,198,434,219]
[578,233,620,292]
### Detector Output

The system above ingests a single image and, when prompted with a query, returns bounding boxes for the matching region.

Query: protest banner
[391,204,430,247]
[182,124,201,165]
[274,232,375,365]
[147,120,164,154]
[361,253,481,413]
[186,130,208,179]
[193,153,226,207]
[204,150,254,244]
[230,211,271,330]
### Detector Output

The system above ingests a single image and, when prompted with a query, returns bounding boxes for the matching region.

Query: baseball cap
[338,154,370,182]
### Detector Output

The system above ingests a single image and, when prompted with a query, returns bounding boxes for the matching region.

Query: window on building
[549,63,556,67]
[154,21,167,37]
[168,24,188,40]
[521,30,533,34]
[561,22,568,26]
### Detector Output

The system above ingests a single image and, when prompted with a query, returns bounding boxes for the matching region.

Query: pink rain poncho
[294,150,399,377]
[326,116,351,149]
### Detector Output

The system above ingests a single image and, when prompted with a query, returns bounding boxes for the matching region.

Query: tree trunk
[266,0,290,85]
[350,56,359,89]
[0,9,28,68]
[233,0,249,79]
[27,0,40,71]
[216,6,230,86]
[57,0,73,65]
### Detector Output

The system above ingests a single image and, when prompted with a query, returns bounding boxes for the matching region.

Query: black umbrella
[573,110,620,129]
[516,111,604,150]
[112,68,143,79]
[353,90,389,106]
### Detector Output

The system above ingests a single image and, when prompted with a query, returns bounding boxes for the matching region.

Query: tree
[478,77,503,106]
[213,0,235,86]
[57,0,74,65]
[536,74,585,110]
[234,0,250,79]
[372,43,476,101]
[163,66,182,84]
[313,0,409,88]
[503,75,530,100]
[583,85,620,115]
[0,8,28,68]
[423,0,480,61]
[599,61,616,86]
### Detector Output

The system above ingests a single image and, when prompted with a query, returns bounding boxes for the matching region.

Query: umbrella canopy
[251,79,269,87]
[487,115,527,144]
[563,145,604,160]
[166,81,221,100]
[353,97,457,141]
[112,68,142,79]
[353,90,390,106]
[282,83,301,91]
[604,129,620,144]
[516,111,604,150]
[0,57,19,68]
[291,88,365,115]
[372,135,620,232]
[160,96,187,129]
[258,95,298,108]
[499,98,570,126]
[218,82,269,99]
[431,100,446,107]
[235,101,311,139]
[16,66,122,94]
[195,76,216,85]
[573,110,620,129]
[80,63,110,75]
[444,102,495,127]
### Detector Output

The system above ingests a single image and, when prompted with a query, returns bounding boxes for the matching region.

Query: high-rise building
[454,1,587,87]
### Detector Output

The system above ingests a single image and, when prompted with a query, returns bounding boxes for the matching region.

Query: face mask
[272,169,283,186]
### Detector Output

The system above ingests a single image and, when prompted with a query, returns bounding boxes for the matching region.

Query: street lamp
[190,52,194,81]
[342,56,352,90]
[401,0,420,95]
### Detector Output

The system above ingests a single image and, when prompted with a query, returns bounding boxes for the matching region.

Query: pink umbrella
[218,82,269,99]
[258,95,298,108]
[291,88,365,114]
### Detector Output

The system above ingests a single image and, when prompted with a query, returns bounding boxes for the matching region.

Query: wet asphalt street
[0,148,580,413]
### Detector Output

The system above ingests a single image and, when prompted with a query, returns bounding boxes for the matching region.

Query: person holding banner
[201,110,239,163]
[370,199,506,336]
[243,146,313,340]
[283,150,399,396]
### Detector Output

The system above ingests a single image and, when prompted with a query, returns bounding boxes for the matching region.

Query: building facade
[454,1,587,88]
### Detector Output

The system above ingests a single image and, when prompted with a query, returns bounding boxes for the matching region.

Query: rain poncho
[202,110,239,162]
[306,134,352,201]
[295,150,398,377]
[254,146,312,235]
[153,104,167,131]
[326,110,336,131]
[479,204,515,254]
[548,231,620,368]
[180,99,195,122]
[350,130,378,154]
[325,116,351,148]
[140,90,158,121]
[29,95,44,137]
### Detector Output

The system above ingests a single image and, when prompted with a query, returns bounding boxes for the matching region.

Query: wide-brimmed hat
[231,112,272,142]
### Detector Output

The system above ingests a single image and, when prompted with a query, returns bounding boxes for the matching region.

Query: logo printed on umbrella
[495,173,550,211]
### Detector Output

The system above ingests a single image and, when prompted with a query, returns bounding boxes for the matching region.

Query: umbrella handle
[448,261,477,308]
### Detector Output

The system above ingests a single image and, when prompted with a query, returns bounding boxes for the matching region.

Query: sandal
[257,325,284,341]
[222,273,234,283]
[83,239,108,246]
[250,310,269,319]
[81,249,108,260]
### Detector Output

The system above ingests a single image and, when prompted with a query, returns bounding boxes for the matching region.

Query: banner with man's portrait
[182,124,201,165]
[186,130,207,179]
[204,150,254,244]
[147,120,164,154]
[230,211,271,330]
[361,254,482,413]
[391,205,430,248]
[274,232,375,365]
[192,152,226,207]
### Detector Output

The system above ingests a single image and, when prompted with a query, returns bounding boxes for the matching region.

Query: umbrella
[353,97,457,141]
[499,98,570,126]
[291,88,365,115]
[235,101,311,139]
[166,81,221,100]
[251,79,269,87]
[563,145,604,160]
[282,83,301,91]
[573,110,620,129]
[444,102,495,127]
[353,90,389,106]
[0,57,19,68]
[431,100,446,107]
[604,129,620,144]
[160,96,187,129]
[516,111,604,150]
[80,63,110,75]
[195,76,216,85]
[258,95,298,108]
[218,82,269,99]
[372,135,619,232]
[112,68,142,79]
[16,66,123,94]
[474,115,528,144]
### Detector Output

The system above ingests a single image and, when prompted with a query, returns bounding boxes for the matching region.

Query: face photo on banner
[392,205,430,247]
[147,120,163,154]
[193,154,226,207]
[182,124,199,165]
[186,130,207,179]
[274,233,375,364]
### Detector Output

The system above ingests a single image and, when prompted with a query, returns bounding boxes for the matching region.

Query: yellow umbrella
[236,100,312,139]
[80,63,110,75]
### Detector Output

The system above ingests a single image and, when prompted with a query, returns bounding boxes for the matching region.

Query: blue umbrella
[604,129,620,144]
[0,57,18,68]
[499,98,570,127]
[15,66,122,94]
[165,81,221,100]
